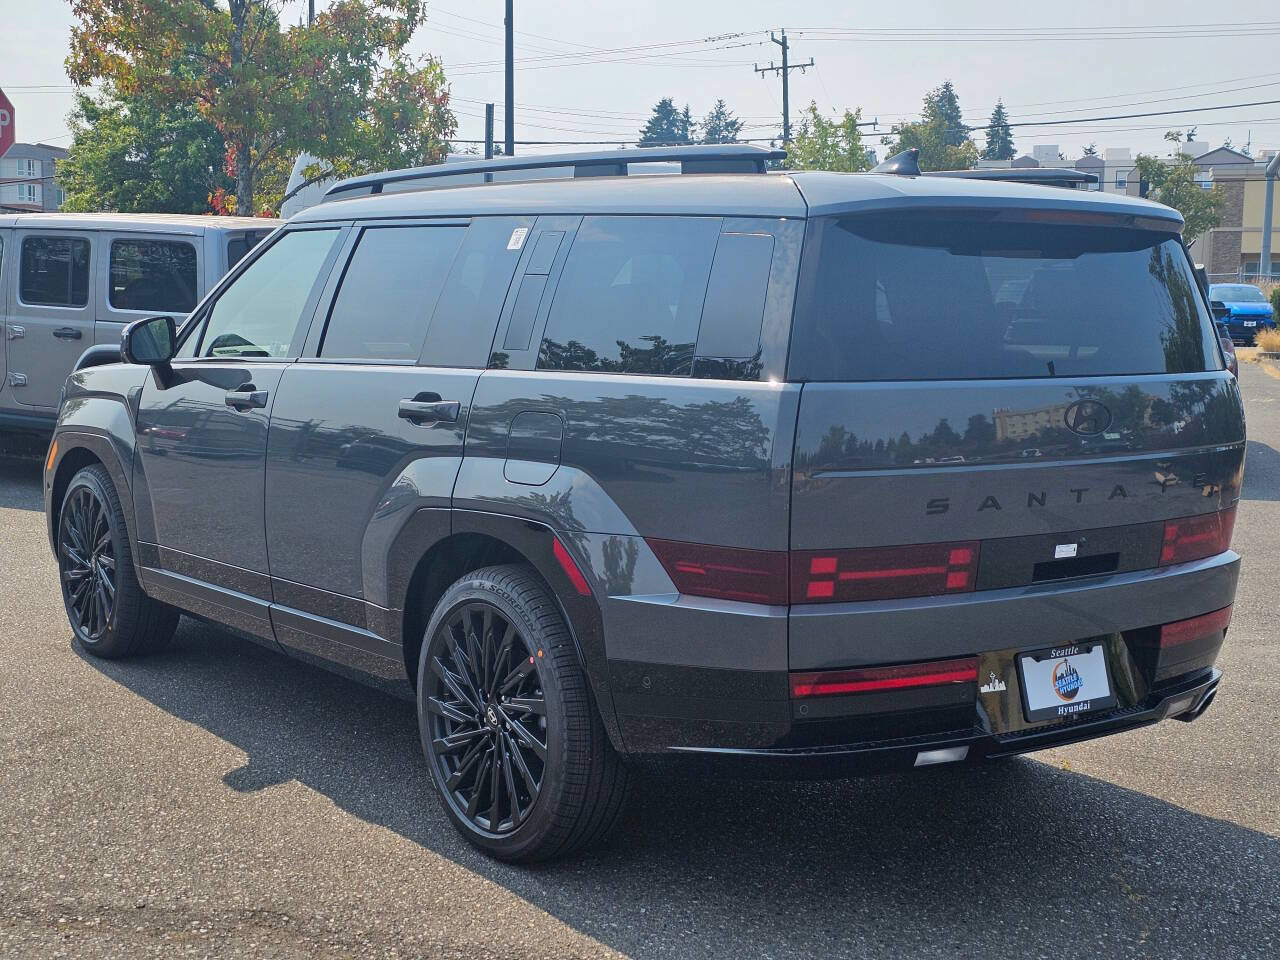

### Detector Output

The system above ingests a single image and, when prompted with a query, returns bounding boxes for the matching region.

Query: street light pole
[1261,151,1280,281]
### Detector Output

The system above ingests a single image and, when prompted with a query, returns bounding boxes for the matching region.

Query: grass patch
[1254,328,1280,354]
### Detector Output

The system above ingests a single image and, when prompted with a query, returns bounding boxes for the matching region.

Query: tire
[417,564,631,862]
[57,464,179,659]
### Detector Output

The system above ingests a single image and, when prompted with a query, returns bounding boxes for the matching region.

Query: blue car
[1208,283,1276,344]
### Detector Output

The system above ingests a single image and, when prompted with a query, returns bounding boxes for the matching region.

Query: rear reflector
[790,656,978,698]
[1160,506,1236,566]
[1160,605,1232,648]
[791,541,980,604]
[914,746,969,767]
[646,539,789,606]
[552,537,592,597]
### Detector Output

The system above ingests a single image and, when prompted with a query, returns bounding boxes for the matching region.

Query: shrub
[1271,285,1280,316]
[1254,327,1280,353]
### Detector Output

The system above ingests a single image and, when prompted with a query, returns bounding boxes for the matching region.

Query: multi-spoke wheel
[426,602,547,835]
[417,564,632,862]
[57,463,178,658]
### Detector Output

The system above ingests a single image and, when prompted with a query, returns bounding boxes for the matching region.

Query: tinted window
[197,229,339,358]
[697,232,774,359]
[320,226,463,361]
[424,217,530,367]
[109,238,198,314]
[790,214,1218,381]
[537,216,720,376]
[227,231,269,270]
[20,236,90,307]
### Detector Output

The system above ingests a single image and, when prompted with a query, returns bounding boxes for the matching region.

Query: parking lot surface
[2,364,1279,959]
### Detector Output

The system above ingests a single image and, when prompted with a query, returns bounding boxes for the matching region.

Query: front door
[133,226,344,631]
[263,217,530,672]
[8,231,96,409]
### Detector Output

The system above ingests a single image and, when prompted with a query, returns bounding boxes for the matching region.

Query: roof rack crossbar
[324,144,787,201]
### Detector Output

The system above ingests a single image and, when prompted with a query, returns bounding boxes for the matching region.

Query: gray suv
[43,146,1243,861]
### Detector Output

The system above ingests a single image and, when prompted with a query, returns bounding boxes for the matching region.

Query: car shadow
[1243,440,1280,501]
[79,617,1280,958]
[0,454,45,512]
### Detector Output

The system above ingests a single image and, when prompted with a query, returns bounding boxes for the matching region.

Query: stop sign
[0,87,14,158]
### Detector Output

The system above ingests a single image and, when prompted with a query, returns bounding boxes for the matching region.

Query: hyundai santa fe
[43,145,1243,861]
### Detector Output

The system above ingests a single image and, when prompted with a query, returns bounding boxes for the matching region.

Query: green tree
[882,81,978,171]
[1082,142,1098,157]
[58,88,231,213]
[981,99,1015,161]
[638,97,692,146]
[1133,151,1225,242]
[788,101,870,171]
[67,0,455,215]
[700,99,743,144]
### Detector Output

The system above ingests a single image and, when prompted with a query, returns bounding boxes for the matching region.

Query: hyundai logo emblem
[1063,399,1112,437]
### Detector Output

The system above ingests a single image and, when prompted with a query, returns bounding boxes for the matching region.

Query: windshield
[789,212,1220,381]
[1210,284,1268,303]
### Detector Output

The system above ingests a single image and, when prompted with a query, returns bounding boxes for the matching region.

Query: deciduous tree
[788,102,870,172]
[67,0,455,215]
[1133,151,1224,242]
[881,81,978,171]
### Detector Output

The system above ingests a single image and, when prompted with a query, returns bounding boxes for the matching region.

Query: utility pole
[308,0,314,25]
[504,0,515,156]
[1261,151,1280,282]
[753,29,813,145]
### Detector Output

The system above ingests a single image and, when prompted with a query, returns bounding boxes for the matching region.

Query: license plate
[1243,320,1257,327]
[1017,643,1115,723]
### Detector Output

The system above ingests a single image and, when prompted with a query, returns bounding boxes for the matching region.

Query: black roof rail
[323,144,787,201]
[927,167,1100,189]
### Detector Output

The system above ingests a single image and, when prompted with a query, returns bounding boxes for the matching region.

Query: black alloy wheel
[60,483,117,642]
[426,601,548,836]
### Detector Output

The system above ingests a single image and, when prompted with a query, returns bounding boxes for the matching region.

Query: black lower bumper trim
[648,669,1219,780]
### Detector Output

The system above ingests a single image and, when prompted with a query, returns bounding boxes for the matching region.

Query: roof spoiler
[870,150,1099,189]
[324,144,787,201]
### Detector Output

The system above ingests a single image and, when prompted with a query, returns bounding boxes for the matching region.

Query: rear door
[9,230,95,409]
[786,210,1244,662]
[263,216,530,671]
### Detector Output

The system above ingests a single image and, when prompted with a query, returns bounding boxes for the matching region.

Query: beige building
[1191,150,1280,280]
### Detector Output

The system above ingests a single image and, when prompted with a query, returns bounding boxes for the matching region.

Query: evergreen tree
[924,81,967,147]
[701,99,743,144]
[638,98,692,146]
[882,81,977,171]
[1082,142,1098,157]
[981,100,1015,161]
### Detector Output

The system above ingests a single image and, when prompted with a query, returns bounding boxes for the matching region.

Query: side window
[423,217,530,368]
[537,215,720,376]
[695,232,775,359]
[20,236,90,307]
[109,238,198,314]
[196,228,339,359]
[319,225,464,361]
[227,231,269,270]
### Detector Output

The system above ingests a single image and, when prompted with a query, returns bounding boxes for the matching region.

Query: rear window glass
[109,238,198,314]
[537,215,720,376]
[20,236,90,307]
[789,214,1218,381]
[1209,284,1267,303]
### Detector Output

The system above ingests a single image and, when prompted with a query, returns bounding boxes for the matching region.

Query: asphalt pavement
[2,365,1279,959]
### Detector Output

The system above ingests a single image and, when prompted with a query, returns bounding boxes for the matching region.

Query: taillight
[1160,606,1232,647]
[791,656,978,698]
[1159,506,1236,566]
[552,537,592,597]
[646,539,789,606]
[791,541,980,604]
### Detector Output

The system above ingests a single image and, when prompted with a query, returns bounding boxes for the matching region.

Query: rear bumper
[606,551,1238,758]
[632,668,1220,779]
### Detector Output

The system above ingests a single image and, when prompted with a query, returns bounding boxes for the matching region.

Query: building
[1190,148,1280,280]
[0,142,68,212]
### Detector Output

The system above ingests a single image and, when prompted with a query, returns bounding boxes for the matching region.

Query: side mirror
[122,315,176,366]
[1209,300,1231,322]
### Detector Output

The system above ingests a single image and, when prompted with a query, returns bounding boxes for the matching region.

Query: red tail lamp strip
[1160,506,1236,566]
[553,538,592,597]
[1160,606,1232,648]
[791,541,980,603]
[645,539,789,606]
[791,657,979,698]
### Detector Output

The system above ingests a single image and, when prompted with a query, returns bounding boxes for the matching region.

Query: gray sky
[3,0,1280,160]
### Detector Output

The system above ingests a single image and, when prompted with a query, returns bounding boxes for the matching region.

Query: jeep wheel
[417,564,630,861]
[58,464,178,658]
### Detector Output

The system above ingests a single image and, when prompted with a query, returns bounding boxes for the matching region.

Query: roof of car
[294,168,1183,227]
[0,212,282,234]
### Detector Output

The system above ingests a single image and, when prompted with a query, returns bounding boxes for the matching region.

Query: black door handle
[398,394,460,424]
[225,383,269,410]
[53,327,83,341]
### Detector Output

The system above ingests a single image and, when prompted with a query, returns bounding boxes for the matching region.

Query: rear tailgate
[786,209,1245,669]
